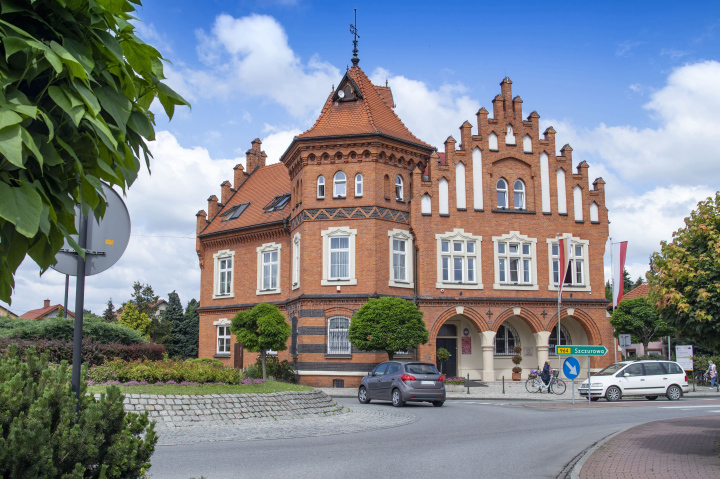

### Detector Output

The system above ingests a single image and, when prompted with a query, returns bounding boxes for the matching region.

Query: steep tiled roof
[297,66,433,149]
[623,283,649,301]
[200,163,291,236]
[20,305,75,319]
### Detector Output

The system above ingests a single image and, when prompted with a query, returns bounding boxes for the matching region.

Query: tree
[159,291,184,356]
[633,276,644,290]
[130,281,159,317]
[436,347,449,374]
[348,297,429,361]
[605,280,612,301]
[648,192,720,351]
[623,268,633,292]
[0,0,189,304]
[176,298,199,359]
[610,297,675,355]
[117,302,150,337]
[231,303,290,379]
[102,299,116,322]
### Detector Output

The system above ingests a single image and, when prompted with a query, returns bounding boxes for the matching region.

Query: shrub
[0,337,165,364]
[0,315,146,345]
[512,366,522,374]
[0,346,157,478]
[88,358,244,385]
[252,356,296,383]
[245,363,261,380]
[444,377,465,385]
[186,357,224,367]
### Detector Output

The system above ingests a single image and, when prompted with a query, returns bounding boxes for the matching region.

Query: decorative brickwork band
[290,206,409,229]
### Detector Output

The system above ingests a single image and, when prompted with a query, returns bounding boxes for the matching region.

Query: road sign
[556,345,608,356]
[563,356,580,379]
[676,345,693,370]
[618,334,632,347]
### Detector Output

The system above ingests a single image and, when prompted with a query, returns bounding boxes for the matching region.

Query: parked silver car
[358,361,446,407]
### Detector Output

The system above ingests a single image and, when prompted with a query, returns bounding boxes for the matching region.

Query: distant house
[0,305,18,318]
[616,284,666,358]
[20,299,75,320]
[115,299,168,319]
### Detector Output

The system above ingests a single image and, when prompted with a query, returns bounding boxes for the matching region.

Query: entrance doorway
[436,338,457,377]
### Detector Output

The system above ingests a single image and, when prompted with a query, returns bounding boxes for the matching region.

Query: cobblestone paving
[580,415,720,479]
[154,405,418,445]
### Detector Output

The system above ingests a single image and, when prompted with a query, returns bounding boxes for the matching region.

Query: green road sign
[556,345,608,356]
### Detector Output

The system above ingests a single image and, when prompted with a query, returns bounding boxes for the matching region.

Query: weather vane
[350,8,359,66]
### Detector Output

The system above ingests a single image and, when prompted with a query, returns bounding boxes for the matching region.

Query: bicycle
[525,369,567,395]
[694,371,710,387]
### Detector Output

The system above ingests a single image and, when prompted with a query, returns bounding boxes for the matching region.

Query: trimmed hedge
[0,337,165,364]
[0,315,146,345]
[88,358,244,384]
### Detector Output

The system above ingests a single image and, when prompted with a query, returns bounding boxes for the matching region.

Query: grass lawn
[87,381,313,395]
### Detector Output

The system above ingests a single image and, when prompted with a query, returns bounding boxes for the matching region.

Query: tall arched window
[557,169,567,214]
[496,179,508,208]
[590,202,599,222]
[523,134,532,153]
[548,325,571,356]
[333,171,346,198]
[513,180,525,210]
[573,185,583,221]
[317,175,325,199]
[540,152,550,213]
[421,193,431,215]
[472,148,483,210]
[395,175,404,200]
[489,132,498,151]
[355,173,363,197]
[327,316,351,355]
[495,324,517,355]
[439,178,449,215]
[455,162,466,209]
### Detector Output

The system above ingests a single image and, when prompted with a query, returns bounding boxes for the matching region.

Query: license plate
[421,381,434,385]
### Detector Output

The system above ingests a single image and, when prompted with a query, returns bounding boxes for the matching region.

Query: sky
[3,0,720,316]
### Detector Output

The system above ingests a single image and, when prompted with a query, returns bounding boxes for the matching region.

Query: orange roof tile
[200,163,291,236]
[20,304,75,319]
[622,283,649,301]
[297,66,433,149]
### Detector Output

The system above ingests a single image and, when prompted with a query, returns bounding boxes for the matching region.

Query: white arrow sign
[566,363,577,376]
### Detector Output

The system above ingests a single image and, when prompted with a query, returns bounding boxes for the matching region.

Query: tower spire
[350,9,360,66]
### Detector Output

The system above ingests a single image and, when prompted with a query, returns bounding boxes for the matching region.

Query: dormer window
[264,194,290,213]
[220,202,250,222]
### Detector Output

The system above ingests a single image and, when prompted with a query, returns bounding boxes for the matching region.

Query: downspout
[414,244,419,361]
[283,217,290,234]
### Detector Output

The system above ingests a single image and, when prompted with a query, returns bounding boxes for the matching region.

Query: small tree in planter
[436,347,450,375]
[511,345,523,381]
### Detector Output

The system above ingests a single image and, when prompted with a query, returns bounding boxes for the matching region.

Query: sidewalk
[319,382,720,402]
[579,415,720,478]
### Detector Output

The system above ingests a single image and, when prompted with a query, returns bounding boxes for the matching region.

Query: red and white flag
[558,237,572,304]
[612,241,628,308]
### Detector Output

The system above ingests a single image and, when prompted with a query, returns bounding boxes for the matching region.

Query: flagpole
[611,237,617,363]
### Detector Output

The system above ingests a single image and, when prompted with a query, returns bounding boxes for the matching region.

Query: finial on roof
[350,8,360,66]
[386,79,388,87]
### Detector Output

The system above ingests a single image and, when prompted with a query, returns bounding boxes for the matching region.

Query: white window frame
[327,316,351,355]
[456,161,466,209]
[333,171,346,198]
[388,229,414,289]
[213,318,232,355]
[439,178,449,215]
[489,132,498,151]
[513,179,525,210]
[292,232,301,290]
[497,178,508,209]
[256,242,282,295]
[321,226,357,286]
[494,323,519,356]
[546,235,591,292]
[435,229,483,290]
[492,231,538,290]
[355,173,363,197]
[421,193,432,215]
[590,202,599,222]
[523,134,532,153]
[317,175,325,199]
[395,175,404,200]
[213,249,235,299]
[573,185,583,221]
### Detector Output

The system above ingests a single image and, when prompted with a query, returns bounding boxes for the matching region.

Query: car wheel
[645,395,658,401]
[605,386,622,402]
[666,385,682,401]
[591,397,600,402]
[358,386,370,404]
[392,388,404,407]
[432,401,444,407]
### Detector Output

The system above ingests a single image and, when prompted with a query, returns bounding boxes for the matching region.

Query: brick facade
[196,68,612,387]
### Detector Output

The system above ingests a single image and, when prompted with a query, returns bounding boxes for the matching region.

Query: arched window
[333,171,346,198]
[496,179,508,208]
[395,175,404,200]
[540,152,550,213]
[548,325,571,356]
[355,173,363,197]
[455,162,466,209]
[590,202,599,222]
[489,132,498,151]
[327,316,351,355]
[317,175,325,199]
[557,169,567,214]
[472,148,483,210]
[421,193,431,215]
[523,134,532,153]
[439,178,449,215]
[573,185,583,221]
[495,324,518,355]
[513,180,525,210]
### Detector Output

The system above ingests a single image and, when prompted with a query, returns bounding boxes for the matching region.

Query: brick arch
[491,307,543,334]
[545,308,602,345]
[429,306,488,340]
[325,306,354,319]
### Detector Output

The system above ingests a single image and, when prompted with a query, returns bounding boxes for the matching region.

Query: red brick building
[195,63,613,387]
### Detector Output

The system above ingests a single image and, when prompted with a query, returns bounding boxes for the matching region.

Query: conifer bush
[0,346,157,478]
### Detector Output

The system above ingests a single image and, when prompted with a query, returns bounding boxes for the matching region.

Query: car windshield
[405,363,440,375]
[595,363,627,376]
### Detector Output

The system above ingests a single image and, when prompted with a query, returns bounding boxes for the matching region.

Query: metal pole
[71,212,88,405]
[502,375,505,394]
[668,336,671,361]
[588,356,591,405]
[467,373,470,395]
[572,378,575,405]
[614,337,617,363]
[63,274,69,318]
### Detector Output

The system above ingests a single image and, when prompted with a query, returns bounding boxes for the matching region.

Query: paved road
[150,397,720,479]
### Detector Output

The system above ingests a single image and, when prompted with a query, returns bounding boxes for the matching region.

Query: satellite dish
[51,182,131,276]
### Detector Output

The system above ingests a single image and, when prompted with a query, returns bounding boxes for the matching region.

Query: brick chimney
[444,136,456,164]
[500,77,512,110]
[512,96,523,118]
[220,180,232,205]
[196,210,207,232]
[207,195,220,218]
[459,121,472,150]
[246,138,266,173]
[560,144,573,163]
[233,164,245,189]
[476,107,489,134]
[44,299,50,309]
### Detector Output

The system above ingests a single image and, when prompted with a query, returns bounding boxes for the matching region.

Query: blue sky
[3,0,720,316]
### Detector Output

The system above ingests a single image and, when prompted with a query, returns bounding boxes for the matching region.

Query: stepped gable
[200,163,291,236]
[297,66,433,149]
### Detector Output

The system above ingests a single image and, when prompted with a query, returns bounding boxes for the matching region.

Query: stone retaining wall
[100,389,343,427]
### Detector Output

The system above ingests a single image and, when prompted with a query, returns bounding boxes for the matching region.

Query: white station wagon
[579,360,689,402]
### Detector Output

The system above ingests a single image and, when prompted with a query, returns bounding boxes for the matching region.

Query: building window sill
[214,353,231,358]
[256,288,281,296]
[559,212,568,216]
[575,220,585,223]
[457,207,467,211]
[591,221,600,224]
[325,354,352,359]
[422,213,432,216]
[474,208,484,212]
[543,212,552,215]
[491,208,536,215]
[213,293,235,300]
[439,213,450,217]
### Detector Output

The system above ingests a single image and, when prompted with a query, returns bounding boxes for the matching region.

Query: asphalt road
[150,396,720,479]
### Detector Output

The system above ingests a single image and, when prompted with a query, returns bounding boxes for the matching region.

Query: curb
[569,426,633,479]
[322,391,568,402]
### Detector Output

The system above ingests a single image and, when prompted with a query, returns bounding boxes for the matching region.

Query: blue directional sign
[563,356,581,379]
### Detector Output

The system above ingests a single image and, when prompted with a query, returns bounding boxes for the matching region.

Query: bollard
[502,375,505,394]
[467,373,470,395]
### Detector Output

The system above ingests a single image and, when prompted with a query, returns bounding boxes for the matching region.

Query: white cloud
[261,128,302,165]
[660,48,690,60]
[616,40,645,57]
[370,67,480,149]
